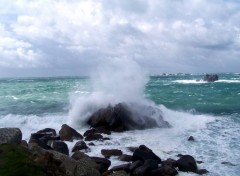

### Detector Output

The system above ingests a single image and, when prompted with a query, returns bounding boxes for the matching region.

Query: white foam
[160,105,215,131]
[174,79,240,84]
[216,80,240,83]
[0,114,67,140]
[11,96,19,100]
[173,80,207,84]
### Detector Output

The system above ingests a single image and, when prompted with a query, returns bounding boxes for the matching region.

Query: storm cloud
[0,0,240,77]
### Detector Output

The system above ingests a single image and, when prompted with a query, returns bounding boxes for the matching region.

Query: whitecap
[173,80,206,84]
[11,96,19,100]
[216,80,240,83]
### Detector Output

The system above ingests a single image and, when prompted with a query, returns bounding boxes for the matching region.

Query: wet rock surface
[59,124,83,142]
[87,103,170,132]
[0,128,22,145]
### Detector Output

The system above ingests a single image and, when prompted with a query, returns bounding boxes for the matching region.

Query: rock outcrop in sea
[203,74,219,82]
[87,103,170,132]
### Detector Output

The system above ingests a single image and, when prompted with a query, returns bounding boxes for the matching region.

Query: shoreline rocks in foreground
[0,126,209,176]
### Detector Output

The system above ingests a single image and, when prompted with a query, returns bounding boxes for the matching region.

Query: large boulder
[85,133,103,141]
[203,74,219,82]
[36,128,57,136]
[71,151,90,160]
[29,127,61,150]
[0,128,22,145]
[132,145,161,164]
[30,145,101,176]
[176,155,198,172]
[59,124,83,142]
[52,141,69,155]
[101,149,123,158]
[90,157,111,173]
[75,158,101,176]
[72,141,89,152]
[150,165,178,176]
[87,103,170,132]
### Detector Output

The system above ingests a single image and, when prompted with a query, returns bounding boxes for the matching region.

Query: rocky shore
[0,123,209,176]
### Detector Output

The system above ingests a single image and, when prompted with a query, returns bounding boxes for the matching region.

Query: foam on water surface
[0,105,239,175]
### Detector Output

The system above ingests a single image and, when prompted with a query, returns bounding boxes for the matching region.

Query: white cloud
[0,0,240,77]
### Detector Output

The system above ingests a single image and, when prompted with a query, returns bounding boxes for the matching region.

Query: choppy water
[0,73,239,176]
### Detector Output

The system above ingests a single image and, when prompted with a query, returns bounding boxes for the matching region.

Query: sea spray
[68,58,168,129]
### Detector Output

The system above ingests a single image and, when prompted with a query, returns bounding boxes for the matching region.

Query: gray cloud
[0,0,240,77]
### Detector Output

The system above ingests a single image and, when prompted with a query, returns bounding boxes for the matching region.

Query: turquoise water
[0,73,239,176]
[146,73,240,115]
[0,77,90,116]
[1,73,239,116]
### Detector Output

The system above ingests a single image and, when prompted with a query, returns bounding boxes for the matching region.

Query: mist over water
[69,58,155,127]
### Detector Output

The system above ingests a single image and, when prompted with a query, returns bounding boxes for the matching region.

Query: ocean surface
[0,73,240,176]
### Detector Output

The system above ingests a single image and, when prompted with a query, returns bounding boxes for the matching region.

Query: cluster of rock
[0,126,209,176]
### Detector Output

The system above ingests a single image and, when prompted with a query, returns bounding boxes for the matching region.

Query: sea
[0,73,239,176]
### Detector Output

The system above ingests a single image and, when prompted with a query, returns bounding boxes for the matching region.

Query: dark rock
[150,165,178,176]
[176,154,183,157]
[85,133,103,141]
[83,129,95,137]
[162,158,177,167]
[72,141,88,152]
[30,146,100,176]
[127,146,138,153]
[144,159,158,170]
[74,158,101,176]
[95,126,111,135]
[101,149,123,158]
[87,103,170,132]
[29,133,53,150]
[37,128,57,136]
[34,128,60,147]
[132,145,161,164]
[20,140,28,148]
[90,156,111,173]
[102,170,113,176]
[110,163,131,172]
[132,165,151,176]
[118,154,133,162]
[197,160,204,164]
[59,124,83,142]
[0,128,22,144]
[34,151,66,176]
[188,136,195,141]
[102,137,111,140]
[176,155,197,172]
[71,151,90,160]
[52,141,69,155]
[221,161,237,166]
[88,142,95,146]
[196,169,209,175]
[112,170,128,176]
[129,160,143,172]
[203,74,219,82]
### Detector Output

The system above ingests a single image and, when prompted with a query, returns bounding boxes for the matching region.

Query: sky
[0,0,240,77]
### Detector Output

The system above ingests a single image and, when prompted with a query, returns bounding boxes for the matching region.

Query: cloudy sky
[0,0,240,77]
